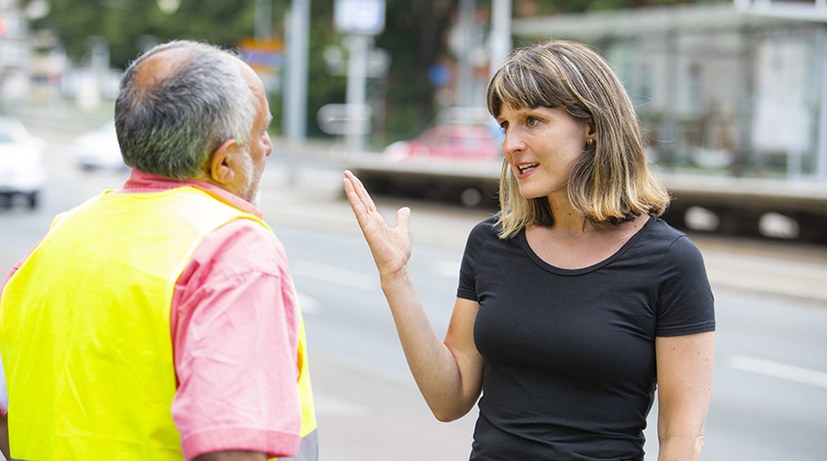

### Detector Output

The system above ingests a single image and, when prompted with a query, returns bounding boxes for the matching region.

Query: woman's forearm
[657,432,704,461]
[380,271,478,421]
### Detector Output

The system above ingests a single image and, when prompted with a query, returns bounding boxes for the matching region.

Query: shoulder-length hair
[486,40,669,239]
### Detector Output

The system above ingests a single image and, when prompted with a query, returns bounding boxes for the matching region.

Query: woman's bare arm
[343,171,484,420]
[656,331,715,461]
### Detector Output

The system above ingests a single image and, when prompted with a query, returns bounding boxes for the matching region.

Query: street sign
[239,38,283,75]
[334,0,386,35]
[317,103,373,135]
[240,38,283,92]
[324,45,390,77]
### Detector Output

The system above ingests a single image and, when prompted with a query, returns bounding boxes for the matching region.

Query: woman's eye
[526,117,539,127]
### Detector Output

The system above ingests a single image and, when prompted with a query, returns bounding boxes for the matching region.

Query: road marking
[292,260,377,290]
[297,292,321,314]
[727,354,827,389]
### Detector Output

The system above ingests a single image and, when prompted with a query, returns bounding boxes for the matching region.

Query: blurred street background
[1,0,826,460]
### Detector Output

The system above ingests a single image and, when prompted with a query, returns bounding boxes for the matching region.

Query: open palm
[343,170,412,278]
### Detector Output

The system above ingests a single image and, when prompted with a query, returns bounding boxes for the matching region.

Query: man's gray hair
[115,40,257,179]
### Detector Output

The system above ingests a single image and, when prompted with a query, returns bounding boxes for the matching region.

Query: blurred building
[513,2,827,182]
[0,0,33,104]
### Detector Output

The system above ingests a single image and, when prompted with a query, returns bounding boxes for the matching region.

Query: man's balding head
[114,40,260,179]
[132,46,193,95]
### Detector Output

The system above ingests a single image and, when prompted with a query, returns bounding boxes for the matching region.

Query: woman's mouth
[516,162,539,176]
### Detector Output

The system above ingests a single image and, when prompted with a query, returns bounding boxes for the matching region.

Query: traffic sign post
[334,0,386,35]
[317,103,373,135]
[334,0,385,154]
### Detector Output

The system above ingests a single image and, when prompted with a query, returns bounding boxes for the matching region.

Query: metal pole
[284,0,309,143]
[490,0,512,76]
[281,0,309,185]
[458,0,475,107]
[816,24,827,181]
[345,34,369,153]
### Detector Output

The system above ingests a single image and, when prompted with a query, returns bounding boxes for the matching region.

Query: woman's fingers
[343,170,410,239]
[344,170,377,214]
[395,207,411,235]
[343,172,374,229]
[344,170,391,241]
[343,170,412,274]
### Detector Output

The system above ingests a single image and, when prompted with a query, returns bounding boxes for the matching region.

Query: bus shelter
[512,2,827,183]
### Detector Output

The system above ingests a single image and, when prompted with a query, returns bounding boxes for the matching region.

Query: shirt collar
[121,169,264,218]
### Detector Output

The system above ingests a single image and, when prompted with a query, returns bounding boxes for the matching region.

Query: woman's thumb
[395,207,411,231]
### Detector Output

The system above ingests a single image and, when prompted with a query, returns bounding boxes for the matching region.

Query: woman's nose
[502,129,525,155]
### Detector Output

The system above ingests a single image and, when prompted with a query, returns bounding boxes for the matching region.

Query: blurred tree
[375,0,459,140]
[22,0,345,137]
[23,0,261,68]
[373,0,725,141]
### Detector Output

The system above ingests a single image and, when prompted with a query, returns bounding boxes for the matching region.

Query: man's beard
[240,153,263,206]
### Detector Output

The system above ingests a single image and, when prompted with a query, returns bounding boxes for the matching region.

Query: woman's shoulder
[463,214,507,249]
[644,216,689,241]
[469,214,504,237]
[641,216,704,259]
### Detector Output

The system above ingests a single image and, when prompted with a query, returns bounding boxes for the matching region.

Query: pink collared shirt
[1,170,302,459]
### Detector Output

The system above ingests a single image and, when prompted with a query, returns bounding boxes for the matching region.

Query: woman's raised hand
[343,170,412,278]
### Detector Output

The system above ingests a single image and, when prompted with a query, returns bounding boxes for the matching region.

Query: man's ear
[207,138,239,185]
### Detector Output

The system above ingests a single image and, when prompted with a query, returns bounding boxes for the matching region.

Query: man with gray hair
[0,40,318,461]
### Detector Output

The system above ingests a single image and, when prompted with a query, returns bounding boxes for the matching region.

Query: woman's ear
[207,138,238,185]
[586,119,597,139]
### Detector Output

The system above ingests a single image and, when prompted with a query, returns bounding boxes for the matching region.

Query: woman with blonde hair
[344,39,715,460]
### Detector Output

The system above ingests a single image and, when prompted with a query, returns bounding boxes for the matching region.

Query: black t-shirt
[457,215,715,461]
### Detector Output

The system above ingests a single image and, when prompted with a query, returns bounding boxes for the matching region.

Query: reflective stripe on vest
[0,186,317,460]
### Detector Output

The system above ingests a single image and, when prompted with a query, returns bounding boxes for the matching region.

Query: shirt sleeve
[655,235,716,337]
[170,220,302,460]
[457,220,491,301]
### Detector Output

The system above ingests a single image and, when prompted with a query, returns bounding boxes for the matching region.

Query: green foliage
[25,0,259,68]
[303,1,346,138]
[375,0,458,141]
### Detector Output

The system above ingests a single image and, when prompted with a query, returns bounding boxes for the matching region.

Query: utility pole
[284,0,310,143]
[817,26,827,182]
[334,0,385,154]
[490,0,512,75]
[344,34,370,153]
[457,0,475,108]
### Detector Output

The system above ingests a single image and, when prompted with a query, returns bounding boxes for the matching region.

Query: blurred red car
[384,122,502,161]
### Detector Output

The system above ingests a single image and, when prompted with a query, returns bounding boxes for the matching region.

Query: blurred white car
[70,122,126,171]
[0,117,46,209]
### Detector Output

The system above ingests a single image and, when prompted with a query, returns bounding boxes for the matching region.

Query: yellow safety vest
[0,186,317,460]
